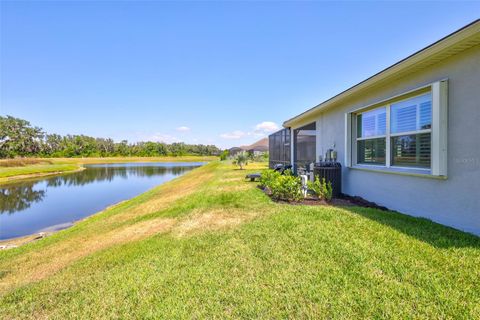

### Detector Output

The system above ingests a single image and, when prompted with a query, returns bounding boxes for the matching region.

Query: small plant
[232,151,249,169]
[321,177,333,201]
[307,176,333,201]
[307,176,321,197]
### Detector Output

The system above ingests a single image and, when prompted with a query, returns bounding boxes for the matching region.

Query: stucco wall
[295,44,480,235]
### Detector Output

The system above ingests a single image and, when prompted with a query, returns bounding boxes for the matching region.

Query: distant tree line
[0,115,221,158]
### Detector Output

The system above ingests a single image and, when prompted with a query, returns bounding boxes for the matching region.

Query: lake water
[0,162,203,240]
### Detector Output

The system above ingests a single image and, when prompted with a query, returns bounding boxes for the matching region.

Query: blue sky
[1,1,479,149]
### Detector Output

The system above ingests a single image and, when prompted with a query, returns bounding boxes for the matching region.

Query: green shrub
[259,169,303,202]
[270,171,303,202]
[259,169,281,189]
[307,176,333,201]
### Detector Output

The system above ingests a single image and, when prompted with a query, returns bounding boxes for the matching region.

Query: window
[356,107,387,164]
[345,80,448,177]
[357,107,387,137]
[357,138,386,165]
[390,93,432,168]
[391,133,431,168]
[391,93,432,133]
[356,94,432,168]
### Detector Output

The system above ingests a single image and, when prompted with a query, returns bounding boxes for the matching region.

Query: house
[271,20,480,235]
[229,138,269,157]
[228,147,243,157]
[243,138,269,156]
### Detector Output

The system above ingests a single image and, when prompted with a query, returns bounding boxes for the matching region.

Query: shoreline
[0,199,129,250]
[0,166,86,186]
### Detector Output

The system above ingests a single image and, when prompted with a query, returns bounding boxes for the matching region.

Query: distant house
[241,137,269,156]
[228,147,243,157]
[229,138,269,157]
[246,145,268,156]
[248,149,268,157]
[270,20,480,235]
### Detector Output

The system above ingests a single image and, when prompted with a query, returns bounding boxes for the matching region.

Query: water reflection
[0,162,202,239]
[0,183,46,214]
[45,165,195,188]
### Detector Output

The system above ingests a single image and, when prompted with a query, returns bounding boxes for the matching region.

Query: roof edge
[283,19,480,128]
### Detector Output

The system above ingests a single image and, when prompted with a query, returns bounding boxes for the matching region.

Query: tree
[0,115,222,158]
[233,151,249,170]
[43,134,63,156]
[0,115,44,158]
[114,140,130,156]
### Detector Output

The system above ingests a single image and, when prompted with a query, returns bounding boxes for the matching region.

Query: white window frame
[355,106,388,166]
[345,80,448,178]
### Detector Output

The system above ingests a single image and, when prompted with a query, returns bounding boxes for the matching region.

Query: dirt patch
[215,184,250,192]
[106,169,214,224]
[173,209,250,237]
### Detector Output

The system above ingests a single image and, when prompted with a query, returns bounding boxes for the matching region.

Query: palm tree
[233,151,249,170]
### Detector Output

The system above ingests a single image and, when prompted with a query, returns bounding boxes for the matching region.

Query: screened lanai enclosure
[268,123,317,172]
[293,122,316,172]
[268,129,291,169]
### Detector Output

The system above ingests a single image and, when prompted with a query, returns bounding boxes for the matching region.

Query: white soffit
[284,20,480,128]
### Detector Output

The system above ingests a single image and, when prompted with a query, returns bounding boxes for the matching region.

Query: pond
[0,162,203,240]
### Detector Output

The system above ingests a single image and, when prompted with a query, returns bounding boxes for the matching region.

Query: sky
[1,1,479,149]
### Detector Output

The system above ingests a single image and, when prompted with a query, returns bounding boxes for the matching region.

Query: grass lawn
[0,156,216,184]
[0,161,479,318]
[0,163,81,181]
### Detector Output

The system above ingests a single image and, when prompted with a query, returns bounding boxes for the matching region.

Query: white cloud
[254,121,279,134]
[220,121,279,142]
[176,126,191,132]
[220,130,247,139]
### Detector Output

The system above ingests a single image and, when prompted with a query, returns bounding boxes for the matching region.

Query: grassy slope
[0,162,479,319]
[0,164,80,179]
[0,156,215,184]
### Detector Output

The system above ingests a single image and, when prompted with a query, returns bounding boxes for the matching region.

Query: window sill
[349,164,447,180]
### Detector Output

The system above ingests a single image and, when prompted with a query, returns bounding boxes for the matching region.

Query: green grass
[0,162,479,319]
[0,163,80,179]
